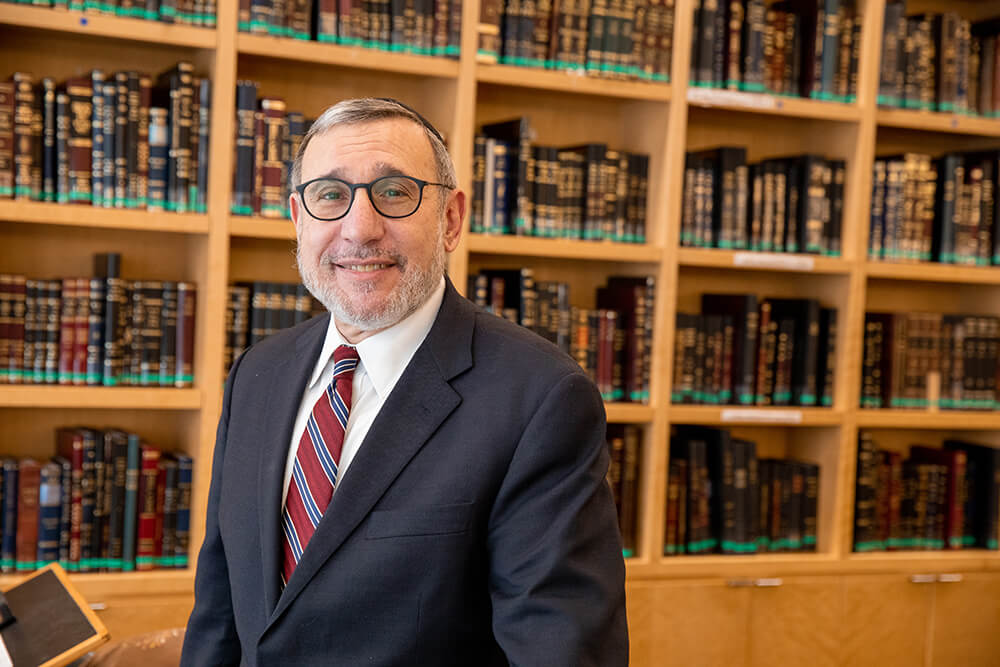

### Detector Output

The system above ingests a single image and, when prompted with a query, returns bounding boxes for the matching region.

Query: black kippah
[375,97,446,145]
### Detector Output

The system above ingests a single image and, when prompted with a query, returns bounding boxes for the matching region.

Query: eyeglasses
[295,175,453,221]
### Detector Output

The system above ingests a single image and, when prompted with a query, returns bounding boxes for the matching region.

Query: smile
[340,263,393,272]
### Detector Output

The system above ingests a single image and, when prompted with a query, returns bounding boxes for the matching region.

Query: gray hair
[290,97,457,191]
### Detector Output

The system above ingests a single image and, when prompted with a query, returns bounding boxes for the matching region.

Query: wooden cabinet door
[627,579,751,667]
[841,575,933,667]
[931,572,1000,667]
[747,577,845,667]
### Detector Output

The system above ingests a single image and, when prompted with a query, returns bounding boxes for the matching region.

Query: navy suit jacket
[181,280,628,666]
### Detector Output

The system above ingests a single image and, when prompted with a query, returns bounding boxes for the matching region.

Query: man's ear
[443,189,466,252]
[289,192,302,234]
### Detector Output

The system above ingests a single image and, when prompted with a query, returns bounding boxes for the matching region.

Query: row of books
[471,117,650,242]
[690,0,859,102]
[1,64,210,214]
[225,281,324,373]
[7,428,193,574]
[467,269,655,404]
[606,424,641,558]
[869,151,1000,265]
[0,254,197,387]
[879,5,1000,117]
[861,312,999,411]
[673,295,837,408]
[477,0,674,82]
[231,82,312,218]
[666,425,819,555]
[854,433,1000,552]
[238,0,462,57]
[680,147,845,255]
[0,0,216,26]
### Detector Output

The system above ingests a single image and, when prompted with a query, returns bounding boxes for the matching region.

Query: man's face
[290,118,464,339]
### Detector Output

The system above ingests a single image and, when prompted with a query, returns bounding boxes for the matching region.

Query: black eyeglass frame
[294,175,453,222]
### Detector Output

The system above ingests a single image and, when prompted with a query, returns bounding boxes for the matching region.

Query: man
[182,97,628,666]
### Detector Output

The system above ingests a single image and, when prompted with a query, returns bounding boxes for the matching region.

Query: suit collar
[264,278,474,630]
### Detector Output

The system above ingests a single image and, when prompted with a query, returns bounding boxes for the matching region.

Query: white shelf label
[687,88,779,111]
[721,409,803,424]
[732,252,815,271]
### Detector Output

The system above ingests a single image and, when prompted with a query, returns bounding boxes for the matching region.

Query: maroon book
[72,277,89,385]
[63,77,93,205]
[56,428,85,567]
[175,282,196,388]
[15,459,41,572]
[0,81,13,198]
[7,275,25,384]
[136,444,161,571]
[58,278,77,385]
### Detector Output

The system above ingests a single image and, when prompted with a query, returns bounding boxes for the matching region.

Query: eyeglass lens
[303,176,422,219]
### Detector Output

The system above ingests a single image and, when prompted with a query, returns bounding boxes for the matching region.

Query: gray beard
[296,232,446,332]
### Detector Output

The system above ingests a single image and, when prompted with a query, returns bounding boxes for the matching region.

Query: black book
[768,298,821,406]
[232,80,258,215]
[702,426,739,553]
[103,430,128,572]
[943,440,1000,549]
[816,307,837,407]
[854,430,880,551]
[480,118,533,235]
[95,253,125,386]
[41,78,55,202]
[196,77,211,214]
[701,293,759,406]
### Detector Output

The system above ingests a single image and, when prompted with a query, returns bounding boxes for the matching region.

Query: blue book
[51,456,72,569]
[174,453,193,568]
[121,434,141,572]
[1,458,18,572]
[37,461,62,566]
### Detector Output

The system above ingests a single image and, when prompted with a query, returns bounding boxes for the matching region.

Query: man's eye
[319,190,344,200]
[383,188,403,198]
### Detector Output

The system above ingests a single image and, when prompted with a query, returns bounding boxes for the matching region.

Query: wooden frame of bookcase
[4,0,1000,650]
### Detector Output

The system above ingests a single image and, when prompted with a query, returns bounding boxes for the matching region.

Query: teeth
[344,263,390,272]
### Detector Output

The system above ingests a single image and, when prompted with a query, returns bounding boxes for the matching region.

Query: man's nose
[339,188,385,244]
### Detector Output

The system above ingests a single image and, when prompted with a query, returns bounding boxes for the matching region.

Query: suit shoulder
[234,313,329,372]
[471,309,587,383]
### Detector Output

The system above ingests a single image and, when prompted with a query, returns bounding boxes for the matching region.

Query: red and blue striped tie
[281,344,359,586]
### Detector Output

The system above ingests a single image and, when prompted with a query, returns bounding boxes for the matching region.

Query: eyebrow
[314,162,409,181]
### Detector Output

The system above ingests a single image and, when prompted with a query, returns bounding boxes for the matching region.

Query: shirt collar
[308,277,446,399]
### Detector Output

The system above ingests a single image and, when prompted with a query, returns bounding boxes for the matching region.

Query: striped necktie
[281,344,359,586]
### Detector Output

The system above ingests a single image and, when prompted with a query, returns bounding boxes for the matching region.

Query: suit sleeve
[488,370,629,667]
[180,353,245,666]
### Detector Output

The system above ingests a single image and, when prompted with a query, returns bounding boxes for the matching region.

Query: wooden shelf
[669,405,843,427]
[466,233,661,262]
[0,386,202,410]
[629,552,841,579]
[877,108,1000,137]
[237,33,460,78]
[686,88,862,122]
[0,3,215,48]
[865,260,1000,284]
[477,63,671,102]
[0,201,210,234]
[605,403,656,423]
[0,567,193,596]
[678,248,852,274]
[229,215,295,240]
[856,409,1000,430]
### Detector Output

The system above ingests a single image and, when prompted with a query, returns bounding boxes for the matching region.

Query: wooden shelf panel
[0,201,209,234]
[865,260,1000,285]
[229,215,295,240]
[0,568,193,597]
[605,403,656,423]
[669,405,843,427]
[678,248,852,274]
[686,88,861,122]
[856,410,1000,429]
[629,553,842,579]
[877,108,1000,137]
[237,34,460,78]
[0,386,202,410]
[0,4,215,48]
[477,64,671,102]
[466,234,662,263]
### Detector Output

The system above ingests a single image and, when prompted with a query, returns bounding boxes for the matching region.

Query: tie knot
[333,345,359,377]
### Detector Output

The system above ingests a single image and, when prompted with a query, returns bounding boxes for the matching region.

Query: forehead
[301,117,436,181]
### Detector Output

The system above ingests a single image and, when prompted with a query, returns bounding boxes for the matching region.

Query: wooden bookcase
[3,0,1000,661]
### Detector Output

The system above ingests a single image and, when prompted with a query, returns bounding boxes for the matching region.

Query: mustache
[320,246,407,267]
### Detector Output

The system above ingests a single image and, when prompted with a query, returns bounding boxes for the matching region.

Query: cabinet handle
[909,574,937,584]
[754,578,783,587]
[89,602,108,611]
[937,573,963,583]
[726,579,754,588]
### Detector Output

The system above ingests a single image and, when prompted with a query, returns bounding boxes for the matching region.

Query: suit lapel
[267,281,475,627]
[256,315,330,617]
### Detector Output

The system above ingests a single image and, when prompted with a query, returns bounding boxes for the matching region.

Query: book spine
[15,460,41,571]
[58,278,76,385]
[12,73,36,200]
[141,282,164,385]
[175,282,196,387]
[174,453,193,567]
[196,78,211,213]
[135,445,161,571]
[259,98,287,218]
[121,434,141,571]
[41,78,55,202]
[86,278,106,385]
[0,82,13,199]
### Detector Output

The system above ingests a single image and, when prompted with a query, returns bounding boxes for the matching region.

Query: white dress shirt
[281,278,446,507]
